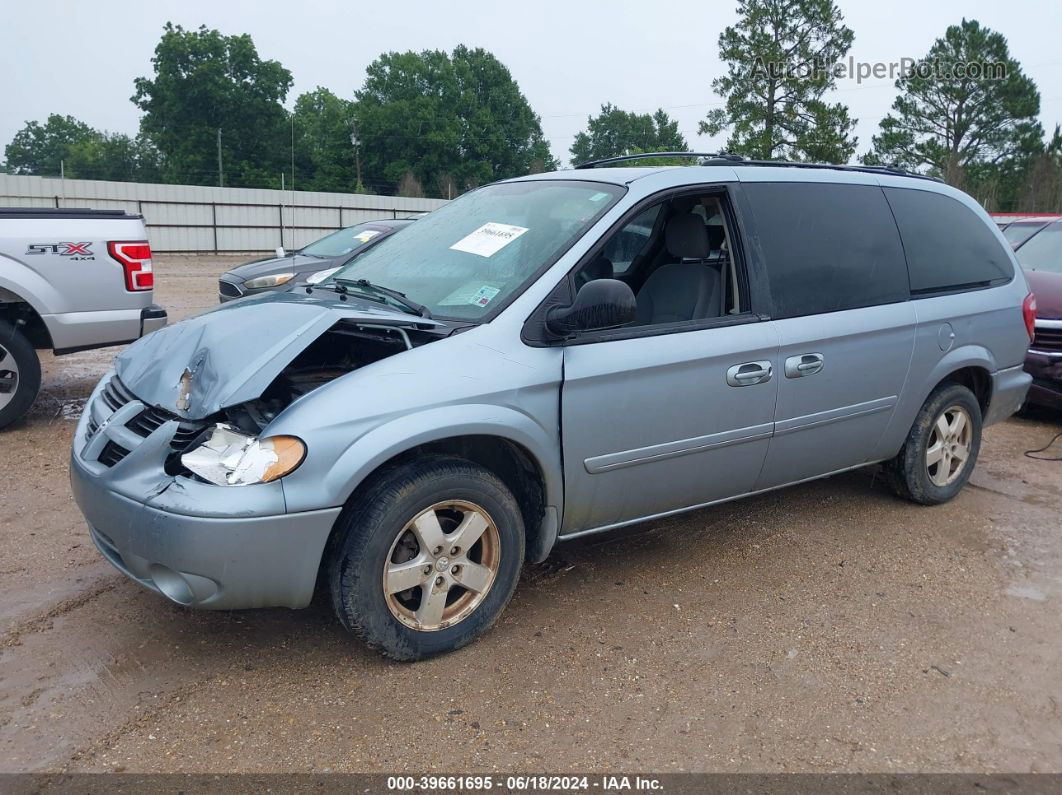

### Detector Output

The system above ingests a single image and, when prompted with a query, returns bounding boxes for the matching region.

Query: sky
[1,0,1060,169]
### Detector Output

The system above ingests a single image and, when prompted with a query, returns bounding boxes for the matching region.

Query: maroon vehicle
[1014,219,1062,410]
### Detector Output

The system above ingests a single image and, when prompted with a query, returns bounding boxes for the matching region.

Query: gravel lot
[2,255,1061,773]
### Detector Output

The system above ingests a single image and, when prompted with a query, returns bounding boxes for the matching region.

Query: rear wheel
[885,383,982,505]
[329,456,525,661]
[0,319,41,431]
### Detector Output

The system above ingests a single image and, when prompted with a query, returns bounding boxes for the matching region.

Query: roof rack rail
[703,157,942,183]
[573,151,942,182]
[573,152,739,169]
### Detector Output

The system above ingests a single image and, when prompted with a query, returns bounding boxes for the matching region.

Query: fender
[918,343,996,407]
[285,402,564,518]
[0,253,57,316]
[875,343,997,460]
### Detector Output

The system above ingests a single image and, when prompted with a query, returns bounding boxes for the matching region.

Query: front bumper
[69,377,341,610]
[1024,347,1062,411]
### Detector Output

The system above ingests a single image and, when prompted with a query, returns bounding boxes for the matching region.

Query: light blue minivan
[71,154,1035,659]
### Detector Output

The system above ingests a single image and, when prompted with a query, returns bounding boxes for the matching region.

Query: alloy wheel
[0,343,19,412]
[926,404,973,487]
[382,500,501,631]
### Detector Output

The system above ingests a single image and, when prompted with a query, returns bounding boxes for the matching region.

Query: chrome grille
[86,376,207,468]
[98,441,131,467]
[1032,325,1062,352]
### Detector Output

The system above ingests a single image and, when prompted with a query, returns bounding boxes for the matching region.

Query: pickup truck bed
[0,207,167,429]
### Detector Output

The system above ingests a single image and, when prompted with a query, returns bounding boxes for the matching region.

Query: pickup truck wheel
[329,456,525,661]
[0,320,41,431]
[885,383,982,505]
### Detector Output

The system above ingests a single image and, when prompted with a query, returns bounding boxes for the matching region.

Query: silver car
[70,157,1034,660]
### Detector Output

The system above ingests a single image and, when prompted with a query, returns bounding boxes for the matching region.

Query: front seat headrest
[665,214,709,260]
[575,255,614,289]
[706,224,726,251]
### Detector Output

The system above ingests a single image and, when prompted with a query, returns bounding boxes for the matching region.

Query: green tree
[3,114,161,182]
[132,23,293,187]
[4,114,98,175]
[292,87,357,192]
[355,46,558,195]
[1017,125,1062,212]
[701,0,857,163]
[570,104,688,165]
[65,132,163,182]
[865,19,1042,191]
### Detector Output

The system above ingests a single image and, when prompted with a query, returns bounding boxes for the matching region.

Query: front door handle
[784,353,824,379]
[726,360,773,387]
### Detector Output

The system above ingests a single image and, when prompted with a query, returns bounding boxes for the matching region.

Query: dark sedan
[218,219,414,302]
[1014,219,1062,410]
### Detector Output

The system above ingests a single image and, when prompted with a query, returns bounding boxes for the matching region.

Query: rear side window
[884,187,1014,294]
[744,182,909,319]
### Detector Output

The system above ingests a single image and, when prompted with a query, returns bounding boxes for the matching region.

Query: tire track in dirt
[0,577,119,651]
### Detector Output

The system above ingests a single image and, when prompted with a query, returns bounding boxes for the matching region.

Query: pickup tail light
[108,241,154,291]
[1022,293,1037,343]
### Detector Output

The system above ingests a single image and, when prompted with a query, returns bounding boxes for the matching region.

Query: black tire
[328,456,525,661]
[0,319,41,431]
[885,383,982,505]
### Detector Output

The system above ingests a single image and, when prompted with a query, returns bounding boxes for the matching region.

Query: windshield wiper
[334,277,432,318]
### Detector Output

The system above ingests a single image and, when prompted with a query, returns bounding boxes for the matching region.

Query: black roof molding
[573,152,942,182]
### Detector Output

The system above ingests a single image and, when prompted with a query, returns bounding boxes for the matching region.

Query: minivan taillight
[1022,293,1037,342]
[108,241,154,292]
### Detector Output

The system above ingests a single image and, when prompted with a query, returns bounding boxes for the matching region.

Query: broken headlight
[180,424,305,486]
[244,272,295,289]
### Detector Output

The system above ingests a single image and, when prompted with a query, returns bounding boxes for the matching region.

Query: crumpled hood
[116,291,441,420]
[1026,270,1062,320]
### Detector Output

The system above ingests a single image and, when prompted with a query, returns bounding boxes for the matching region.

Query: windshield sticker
[354,230,381,244]
[469,285,501,307]
[589,192,610,202]
[449,222,528,258]
[439,282,501,306]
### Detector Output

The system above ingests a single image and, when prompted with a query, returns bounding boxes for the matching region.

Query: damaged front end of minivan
[69,291,453,609]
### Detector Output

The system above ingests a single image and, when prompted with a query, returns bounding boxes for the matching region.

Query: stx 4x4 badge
[26,242,95,260]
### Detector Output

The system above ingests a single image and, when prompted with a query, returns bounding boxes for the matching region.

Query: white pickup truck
[0,208,167,429]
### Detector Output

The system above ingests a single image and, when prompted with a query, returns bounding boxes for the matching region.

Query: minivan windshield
[1004,221,1048,248]
[302,224,389,258]
[325,180,624,320]
[1016,222,1062,273]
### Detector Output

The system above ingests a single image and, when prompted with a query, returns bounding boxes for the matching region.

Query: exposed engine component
[220,321,427,433]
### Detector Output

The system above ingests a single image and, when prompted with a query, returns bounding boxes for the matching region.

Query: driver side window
[602,205,660,274]
[571,191,745,329]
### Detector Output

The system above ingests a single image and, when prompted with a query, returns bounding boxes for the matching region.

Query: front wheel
[0,319,42,431]
[329,456,525,661]
[885,383,982,505]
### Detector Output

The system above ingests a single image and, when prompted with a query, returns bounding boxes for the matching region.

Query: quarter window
[884,187,1014,294]
[743,182,909,319]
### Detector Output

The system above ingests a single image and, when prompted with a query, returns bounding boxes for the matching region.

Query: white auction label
[450,222,529,257]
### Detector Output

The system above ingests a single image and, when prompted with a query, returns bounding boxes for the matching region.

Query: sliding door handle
[726,360,773,387]
[784,353,824,378]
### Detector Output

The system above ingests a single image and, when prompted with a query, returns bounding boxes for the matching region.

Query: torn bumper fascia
[69,375,339,609]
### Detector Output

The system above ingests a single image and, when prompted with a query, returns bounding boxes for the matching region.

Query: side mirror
[546,278,637,337]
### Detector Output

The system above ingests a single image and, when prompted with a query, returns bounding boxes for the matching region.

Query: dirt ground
[2,255,1061,773]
